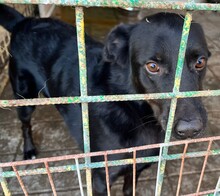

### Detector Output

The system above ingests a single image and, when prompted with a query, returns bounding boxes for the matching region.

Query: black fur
[0,4,210,195]
[0,4,24,31]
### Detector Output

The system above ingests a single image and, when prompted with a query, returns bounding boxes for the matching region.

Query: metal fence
[0,1,220,196]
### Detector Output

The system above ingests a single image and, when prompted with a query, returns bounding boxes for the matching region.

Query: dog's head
[103,13,210,139]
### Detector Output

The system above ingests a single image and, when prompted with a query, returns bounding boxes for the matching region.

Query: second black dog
[0,5,210,195]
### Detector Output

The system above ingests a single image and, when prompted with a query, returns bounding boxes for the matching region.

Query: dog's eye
[195,57,206,70]
[145,62,160,74]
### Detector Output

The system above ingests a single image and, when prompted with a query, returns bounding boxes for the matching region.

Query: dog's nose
[175,119,202,138]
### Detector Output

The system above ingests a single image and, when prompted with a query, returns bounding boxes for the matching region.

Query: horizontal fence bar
[1,136,220,168]
[182,189,216,196]
[1,148,220,178]
[0,1,219,11]
[1,90,220,108]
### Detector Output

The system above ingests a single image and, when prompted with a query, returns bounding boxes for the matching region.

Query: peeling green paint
[75,7,92,196]
[0,1,219,11]
[156,12,192,196]
[2,90,220,107]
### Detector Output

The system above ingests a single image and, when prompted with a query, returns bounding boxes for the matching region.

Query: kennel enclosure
[0,1,220,196]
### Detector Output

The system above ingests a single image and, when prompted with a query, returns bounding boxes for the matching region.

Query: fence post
[155,12,192,196]
[75,7,93,196]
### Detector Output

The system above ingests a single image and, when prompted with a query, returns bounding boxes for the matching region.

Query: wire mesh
[0,136,220,195]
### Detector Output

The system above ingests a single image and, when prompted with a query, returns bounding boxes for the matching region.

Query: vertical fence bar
[214,177,220,196]
[176,143,189,196]
[155,145,164,196]
[104,153,111,196]
[196,140,213,194]
[75,158,85,196]
[155,12,192,196]
[75,7,92,196]
[133,150,136,196]
[0,168,11,196]
[44,162,57,196]
[167,11,193,141]
[12,166,28,196]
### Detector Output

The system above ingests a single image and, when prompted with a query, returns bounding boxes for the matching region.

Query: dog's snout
[175,119,203,139]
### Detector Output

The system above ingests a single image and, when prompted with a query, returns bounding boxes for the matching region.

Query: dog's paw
[24,149,37,160]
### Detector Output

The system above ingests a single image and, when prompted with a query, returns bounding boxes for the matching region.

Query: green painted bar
[75,7,92,196]
[166,11,192,152]
[1,149,220,178]
[1,89,220,107]
[156,12,192,196]
[0,1,219,11]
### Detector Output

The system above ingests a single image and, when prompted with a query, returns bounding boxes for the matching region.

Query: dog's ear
[103,23,136,66]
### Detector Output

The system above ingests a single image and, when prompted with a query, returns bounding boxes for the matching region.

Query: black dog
[0,5,210,195]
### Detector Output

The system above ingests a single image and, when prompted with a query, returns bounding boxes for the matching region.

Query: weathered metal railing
[0,1,219,11]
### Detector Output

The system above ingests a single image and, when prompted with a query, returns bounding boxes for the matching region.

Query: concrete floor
[0,6,220,196]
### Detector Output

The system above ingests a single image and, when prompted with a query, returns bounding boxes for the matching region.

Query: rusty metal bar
[75,7,92,196]
[1,136,220,168]
[104,153,111,196]
[196,140,213,194]
[44,162,57,196]
[176,143,188,196]
[12,166,28,196]
[183,189,216,196]
[2,89,220,108]
[0,1,220,11]
[0,148,219,180]
[155,12,192,196]
[133,150,136,196]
